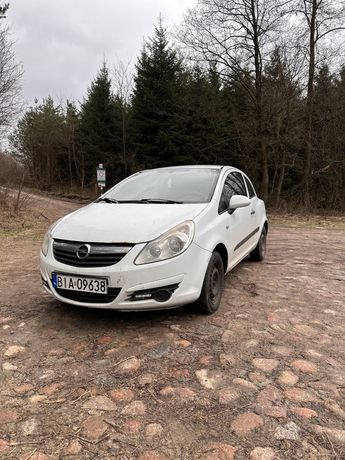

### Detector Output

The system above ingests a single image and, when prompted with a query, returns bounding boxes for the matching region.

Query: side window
[218,175,233,213]
[230,172,247,196]
[244,176,256,198]
[218,172,247,213]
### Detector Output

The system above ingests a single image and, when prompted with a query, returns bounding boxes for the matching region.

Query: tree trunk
[251,0,268,201]
[122,105,127,176]
[68,145,73,190]
[275,152,286,208]
[303,0,317,208]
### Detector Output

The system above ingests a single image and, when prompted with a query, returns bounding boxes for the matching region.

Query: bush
[0,152,24,185]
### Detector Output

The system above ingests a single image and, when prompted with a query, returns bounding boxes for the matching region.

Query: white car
[40,166,267,314]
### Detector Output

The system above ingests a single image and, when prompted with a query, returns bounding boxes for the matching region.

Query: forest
[4,0,345,210]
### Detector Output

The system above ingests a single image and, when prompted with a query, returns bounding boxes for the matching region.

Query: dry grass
[269,212,345,230]
[0,187,38,237]
[0,188,80,240]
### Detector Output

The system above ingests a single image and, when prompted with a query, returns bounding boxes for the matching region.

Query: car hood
[52,202,209,244]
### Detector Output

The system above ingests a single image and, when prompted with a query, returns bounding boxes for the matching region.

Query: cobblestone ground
[0,198,344,459]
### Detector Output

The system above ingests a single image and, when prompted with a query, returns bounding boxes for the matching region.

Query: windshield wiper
[139,198,183,204]
[97,197,119,204]
[97,198,183,204]
[97,198,148,204]
[116,199,149,204]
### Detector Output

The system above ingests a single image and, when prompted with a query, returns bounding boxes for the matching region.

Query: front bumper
[40,240,211,310]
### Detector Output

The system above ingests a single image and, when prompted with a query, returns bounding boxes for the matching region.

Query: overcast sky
[7,0,196,107]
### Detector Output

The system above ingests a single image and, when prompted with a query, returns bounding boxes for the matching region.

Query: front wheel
[250,226,267,261]
[196,252,224,315]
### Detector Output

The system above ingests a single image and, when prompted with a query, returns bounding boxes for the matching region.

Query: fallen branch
[23,448,37,460]
[43,398,66,404]
[94,434,109,445]
[71,434,95,445]
[70,390,91,404]
[9,439,47,446]
[71,433,109,447]
[324,433,338,460]
[103,419,138,447]
[39,212,49,220]
[112,355,136,368]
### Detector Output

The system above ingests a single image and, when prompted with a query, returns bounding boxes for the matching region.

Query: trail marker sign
[97,163,106,190]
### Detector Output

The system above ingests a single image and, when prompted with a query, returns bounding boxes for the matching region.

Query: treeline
[9,8,345,210]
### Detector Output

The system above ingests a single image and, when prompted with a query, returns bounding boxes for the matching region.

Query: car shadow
[43,296,198,335]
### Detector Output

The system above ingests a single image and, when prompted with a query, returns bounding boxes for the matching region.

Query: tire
[250,226,267,261]
[196,251,224,315]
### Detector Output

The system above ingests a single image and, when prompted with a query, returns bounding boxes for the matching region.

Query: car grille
[55,287,121,304]
[53,239,133,268]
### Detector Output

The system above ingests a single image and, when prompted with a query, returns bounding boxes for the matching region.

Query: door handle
[250,209,255,215]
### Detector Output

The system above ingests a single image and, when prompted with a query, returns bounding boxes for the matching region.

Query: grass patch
[0,227,43,240]
[0,203,47,241]
[269,213,345,230]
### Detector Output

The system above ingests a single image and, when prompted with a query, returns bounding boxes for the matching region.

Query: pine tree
[313,65,334,128]
[10,97,65,189]
[170,65,232,166]
[334,67,345,208]
[131,18,182,168]
[262,48,302,206]
[222,69,258,175]
[79,62,122,183]
[312,65,339,207]
[61,101,84,189]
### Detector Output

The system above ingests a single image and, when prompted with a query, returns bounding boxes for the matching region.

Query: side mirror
[229,195,251,211]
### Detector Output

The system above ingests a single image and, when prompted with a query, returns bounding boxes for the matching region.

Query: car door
[218,171,253,269]
[242,173,261,246]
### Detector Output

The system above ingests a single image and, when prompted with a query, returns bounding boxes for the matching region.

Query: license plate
[52,273,108,294]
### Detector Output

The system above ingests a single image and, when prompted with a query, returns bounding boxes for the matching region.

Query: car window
[231,172,247,196]
[218,172,247,213]
[244,176,256,198]
[105,168,221,204]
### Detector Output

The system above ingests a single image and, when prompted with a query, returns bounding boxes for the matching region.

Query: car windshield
[103,167,221,204]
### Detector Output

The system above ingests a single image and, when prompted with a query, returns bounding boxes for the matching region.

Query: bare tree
[113,60,133,175]
[179,0,292,201]
[293,0,345,207]
[263,48,301,208]
[0,17,23,140]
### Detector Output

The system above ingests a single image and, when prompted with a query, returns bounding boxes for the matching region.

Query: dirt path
[0,197,345,459]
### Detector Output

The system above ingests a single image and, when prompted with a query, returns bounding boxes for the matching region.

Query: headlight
[41,223,56,256]
[135,221,195,265]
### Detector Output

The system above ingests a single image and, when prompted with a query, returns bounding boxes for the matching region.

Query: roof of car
[146,165,235,171]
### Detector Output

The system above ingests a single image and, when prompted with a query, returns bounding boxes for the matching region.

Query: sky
[6,0,196,107]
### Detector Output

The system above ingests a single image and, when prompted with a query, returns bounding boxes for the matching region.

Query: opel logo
[76,244,91,259]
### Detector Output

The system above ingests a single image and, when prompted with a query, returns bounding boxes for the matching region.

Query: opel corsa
[40,166,268,314]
